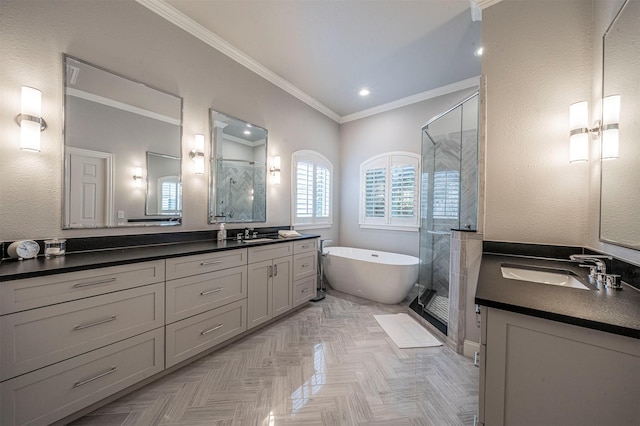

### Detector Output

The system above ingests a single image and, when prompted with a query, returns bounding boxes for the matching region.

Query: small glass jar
[44,238,66,257]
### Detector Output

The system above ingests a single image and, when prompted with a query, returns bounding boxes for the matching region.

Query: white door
[66,147,113,228]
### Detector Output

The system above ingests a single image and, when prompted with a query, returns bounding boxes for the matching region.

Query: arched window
[292,150,333,228]
[359,152,420,231]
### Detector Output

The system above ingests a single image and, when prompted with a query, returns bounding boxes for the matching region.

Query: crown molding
[472,0,504,10]
[136,0,341,123]
[340,76,480,124]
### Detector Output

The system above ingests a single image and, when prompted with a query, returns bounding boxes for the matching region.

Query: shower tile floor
[71,289,478,425]
[425,295,450,326]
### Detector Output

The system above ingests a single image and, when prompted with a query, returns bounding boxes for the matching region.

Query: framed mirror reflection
[600,0,640,250]
[63,55,183,228]
[209,110,267,223]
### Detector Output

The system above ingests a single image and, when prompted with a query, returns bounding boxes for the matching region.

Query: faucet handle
[603,274,622,290]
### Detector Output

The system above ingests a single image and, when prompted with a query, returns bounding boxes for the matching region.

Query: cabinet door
[272,256,293,317]
[247,260,273,329]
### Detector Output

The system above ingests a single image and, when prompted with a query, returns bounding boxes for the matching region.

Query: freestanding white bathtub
[323,246,419,304]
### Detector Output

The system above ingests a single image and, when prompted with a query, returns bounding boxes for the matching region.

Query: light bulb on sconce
[190,134,205,174]
[569,96,620,162]
[270,155,281,185]
[16,86,47,152]
[133,167,143,188]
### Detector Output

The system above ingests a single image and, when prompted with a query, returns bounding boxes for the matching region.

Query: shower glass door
[416,93,478,334]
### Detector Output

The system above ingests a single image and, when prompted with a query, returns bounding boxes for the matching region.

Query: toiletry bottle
[218,223,226,241]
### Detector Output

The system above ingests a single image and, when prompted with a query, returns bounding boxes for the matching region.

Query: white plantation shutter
[159,176,182,215]
[293,150,333,228]
[433,171,459,219]
[360,152,419,230]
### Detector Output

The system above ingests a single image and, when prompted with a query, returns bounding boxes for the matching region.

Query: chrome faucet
[569,254,621,289]
[320,239,333,256]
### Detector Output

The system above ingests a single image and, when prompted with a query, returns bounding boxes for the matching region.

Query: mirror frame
[62,54,184,228]
[208,109,268,224]
[599,0,640,250]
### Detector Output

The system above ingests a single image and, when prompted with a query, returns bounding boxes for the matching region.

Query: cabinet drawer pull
[73,277,117,288]
[268,265,273,278]
[200,260,223,266]
[301,288,310,293]
[201,323,223,336]
[74,366,117,388]
[473,351,480,367]
[274,264,278,276]
[301,244,309,249]
[200,287,224,296]
[302,263,310,268]
[74,315,118,331]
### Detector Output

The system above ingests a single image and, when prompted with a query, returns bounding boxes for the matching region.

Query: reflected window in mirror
[63,55,183,228]
[209,110,267,223]
[601,0,640,250]
[292,150,333,229]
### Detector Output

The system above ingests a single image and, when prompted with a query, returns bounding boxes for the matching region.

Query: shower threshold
[410,290,448,335]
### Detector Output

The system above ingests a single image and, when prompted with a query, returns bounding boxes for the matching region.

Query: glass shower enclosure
[415,93,479,334]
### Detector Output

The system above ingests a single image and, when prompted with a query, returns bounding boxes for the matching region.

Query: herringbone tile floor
[71,290,478,425]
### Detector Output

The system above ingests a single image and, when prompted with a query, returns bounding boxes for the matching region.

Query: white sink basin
[240,238,276,243]
[501,266,590,290]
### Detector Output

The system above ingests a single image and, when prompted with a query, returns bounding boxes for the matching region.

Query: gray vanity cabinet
[0,261,166,426]
[292,239,318,306]
[247,243,294,329]
[478,306,640,425]
[164,249,248,368]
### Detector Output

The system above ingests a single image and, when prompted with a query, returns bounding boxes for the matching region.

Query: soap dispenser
[217,223,226,241]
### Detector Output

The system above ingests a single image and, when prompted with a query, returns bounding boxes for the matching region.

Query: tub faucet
[320,239,333,256]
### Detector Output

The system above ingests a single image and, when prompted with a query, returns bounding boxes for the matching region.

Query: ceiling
[139,0,482,122]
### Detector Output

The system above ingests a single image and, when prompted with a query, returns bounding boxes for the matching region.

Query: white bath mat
[374,313,442,349]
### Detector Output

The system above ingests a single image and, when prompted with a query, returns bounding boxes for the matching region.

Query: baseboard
[463,339,480,359]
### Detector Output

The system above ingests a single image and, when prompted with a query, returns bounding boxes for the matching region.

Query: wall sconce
[569,96,620,162]
[15,86,47,152]
[569,101,590,162]
[190,134,205,174]
[133,167,143,188]
[601,95,620,160]
[270,155,281,185]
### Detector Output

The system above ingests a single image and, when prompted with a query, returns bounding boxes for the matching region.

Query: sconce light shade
[270,155,281,185]
[569,101,589,162]
[601,95,620,159]
[17,86,47,152]
[133,167,143,188]
[191,134,205,174]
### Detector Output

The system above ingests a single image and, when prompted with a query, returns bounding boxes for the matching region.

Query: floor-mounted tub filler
[323,246,419,304]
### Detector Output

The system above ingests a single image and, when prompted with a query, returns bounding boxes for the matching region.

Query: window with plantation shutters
[158,176,182,215]
[292,150,333,228]
[360,152,420,231]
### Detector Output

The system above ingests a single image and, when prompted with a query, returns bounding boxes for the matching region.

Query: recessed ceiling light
[244,130,251,135]
[359,88,370,97]
[474,46,484,57]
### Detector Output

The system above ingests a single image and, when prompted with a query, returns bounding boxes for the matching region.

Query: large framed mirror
[209,110,267,223]
[600,0,640,250]
[63,55,183,228]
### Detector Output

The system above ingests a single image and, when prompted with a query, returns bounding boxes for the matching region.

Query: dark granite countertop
[475,253,640,339]
[0,234,319,282]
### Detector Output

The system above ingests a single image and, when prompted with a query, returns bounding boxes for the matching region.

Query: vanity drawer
[248,242,293,264]
[165,299,246,368]
[166,249,247,280]
[293,276,317,307]
[0,260,165,315]
[0,283,164,381]
[0,328,164,426]
[293,252,317,281]
[294,239,318,254]
[166,265,248,324]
